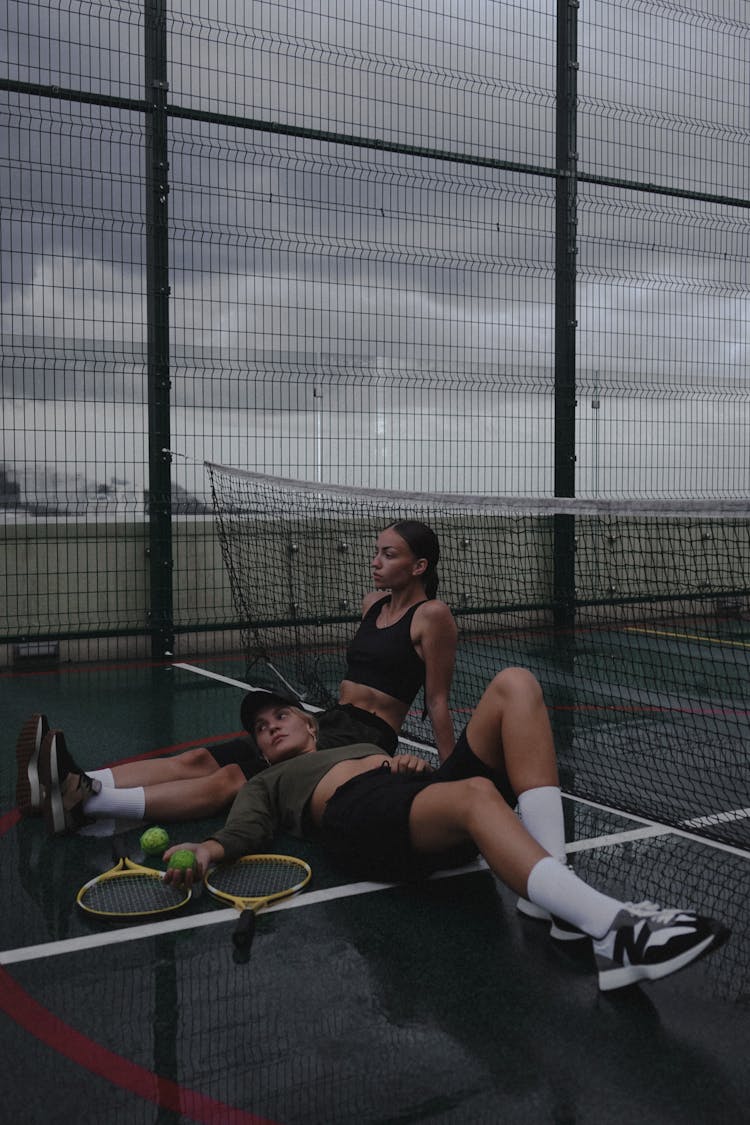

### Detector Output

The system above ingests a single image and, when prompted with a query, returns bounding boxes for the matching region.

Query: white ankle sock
[83,785,146,820]
[526,856,623,939]
[517,786,567,864]
[87,768,115,788]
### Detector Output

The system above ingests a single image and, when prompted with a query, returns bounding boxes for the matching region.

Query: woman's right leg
[456,668,583,934]
[457,668,568,865]
[408,775,550,896]
[407,777,727,991]
[462,667,559,794]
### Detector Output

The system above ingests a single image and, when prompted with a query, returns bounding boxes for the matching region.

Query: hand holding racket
[204,854,312,953]
[77,839,192,921]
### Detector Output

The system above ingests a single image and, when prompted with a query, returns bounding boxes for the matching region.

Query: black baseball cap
[240,687,302,733]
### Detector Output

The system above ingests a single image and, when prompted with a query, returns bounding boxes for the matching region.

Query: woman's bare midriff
[337,680,409,731]
[307,753,391,826]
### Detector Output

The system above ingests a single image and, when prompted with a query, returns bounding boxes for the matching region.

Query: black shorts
[317,727,516,882]
[316,703,399,754]
[207,737,266,780]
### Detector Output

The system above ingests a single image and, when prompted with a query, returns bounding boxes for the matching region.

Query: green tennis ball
[140,826,170,855]
[167,849,198,872]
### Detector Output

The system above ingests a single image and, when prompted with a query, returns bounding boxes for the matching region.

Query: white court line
[0,860,485,966]
[564,793,750,861]
[172,662,266,696]
[566,825,673,852]
[683,807,750,828]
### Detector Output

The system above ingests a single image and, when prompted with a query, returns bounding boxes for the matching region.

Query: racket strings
[209,859,308,899]
[80,873,187,915]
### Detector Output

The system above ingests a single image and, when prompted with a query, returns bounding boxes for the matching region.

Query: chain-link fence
[1,1,748,660]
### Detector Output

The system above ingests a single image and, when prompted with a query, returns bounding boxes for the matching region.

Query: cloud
[2,0,748,397]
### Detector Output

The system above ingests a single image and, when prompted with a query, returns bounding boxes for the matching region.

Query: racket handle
[232,909,256,951]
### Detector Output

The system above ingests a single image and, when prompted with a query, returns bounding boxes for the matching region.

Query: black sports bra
[343,597,427,705]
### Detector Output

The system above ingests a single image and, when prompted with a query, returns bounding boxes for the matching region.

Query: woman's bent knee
[456,775,504,811]
[491,666,544,704]
[177,747,220,773]
[216,764,246,799]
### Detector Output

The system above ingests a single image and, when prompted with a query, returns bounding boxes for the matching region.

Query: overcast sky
[1,0,748,405]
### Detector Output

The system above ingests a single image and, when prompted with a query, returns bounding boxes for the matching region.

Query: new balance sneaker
[593,901,729,991]
[516,896,588,943]
[38,730,102,835]
[15,713,50,816]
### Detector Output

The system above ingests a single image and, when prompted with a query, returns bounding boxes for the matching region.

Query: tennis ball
[167,849,198,873]
[140,826,170,855]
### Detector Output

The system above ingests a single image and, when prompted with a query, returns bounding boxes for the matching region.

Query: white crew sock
[87,768,115,788]
[83,785,146,820]
[526,856,624,939]
[517,786,567,864]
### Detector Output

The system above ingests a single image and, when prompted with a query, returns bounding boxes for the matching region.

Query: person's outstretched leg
[105,747,224,788]
[408,778,728,991]
[39,730,246,832]
[86,766,247,821]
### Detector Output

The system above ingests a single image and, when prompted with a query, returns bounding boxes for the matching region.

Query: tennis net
[206,461,750,849]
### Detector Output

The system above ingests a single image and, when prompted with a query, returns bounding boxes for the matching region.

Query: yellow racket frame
[203,853,312,912]
[204,854,312,952]
[76,855,192,919]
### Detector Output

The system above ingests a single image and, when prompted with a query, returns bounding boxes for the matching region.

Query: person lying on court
[16,519,459,834]
[163,673,729,993]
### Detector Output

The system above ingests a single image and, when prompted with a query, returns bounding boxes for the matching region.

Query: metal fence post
[145,0,174,657]
[553,0,579,632]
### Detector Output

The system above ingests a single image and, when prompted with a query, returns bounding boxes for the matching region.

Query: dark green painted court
[1,656,748,1125]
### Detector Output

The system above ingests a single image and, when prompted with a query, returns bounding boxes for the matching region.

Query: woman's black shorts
[207,737,266,780]
[315,703,399,754]
[317,726,516,883]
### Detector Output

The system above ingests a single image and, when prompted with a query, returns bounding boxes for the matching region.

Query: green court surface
[1,657,749,1125]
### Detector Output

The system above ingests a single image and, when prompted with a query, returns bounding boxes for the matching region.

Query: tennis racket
[77,840,192,920]
[204,854,312,951]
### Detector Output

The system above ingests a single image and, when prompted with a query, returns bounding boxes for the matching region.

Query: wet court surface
[1,657,748,1124]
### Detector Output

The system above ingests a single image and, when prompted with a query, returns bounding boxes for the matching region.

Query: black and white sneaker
[550,915,589,943]
[593,901,729,991]
[39,730,102,835]
[516,896,588,943]
[15,713,50,816]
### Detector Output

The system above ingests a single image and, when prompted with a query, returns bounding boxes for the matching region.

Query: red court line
[552,702,750,719]
[0,657,176,680]
[0,809,20,835]
[0,967,280,1124]
[0,652,253,682]
[0,806,280,1123]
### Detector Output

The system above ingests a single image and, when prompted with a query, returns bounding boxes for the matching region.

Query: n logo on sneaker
[613,913,695,966]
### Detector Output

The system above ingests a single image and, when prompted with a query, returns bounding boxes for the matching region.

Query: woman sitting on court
[17,520,459,834]
[162,679,728,993]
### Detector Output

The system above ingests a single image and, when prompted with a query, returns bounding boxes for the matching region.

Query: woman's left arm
[415,601,458,762]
